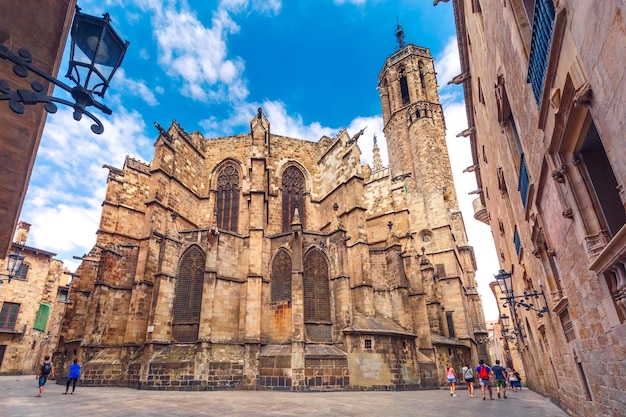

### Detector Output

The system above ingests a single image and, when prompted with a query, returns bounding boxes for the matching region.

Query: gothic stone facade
[448,0,626,415]
[56,44,488,391]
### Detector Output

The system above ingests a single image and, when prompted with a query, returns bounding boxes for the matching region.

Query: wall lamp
[495,269,550,317]
[0,6,129,134]
[0,251,25,284]
[499,313,524,342]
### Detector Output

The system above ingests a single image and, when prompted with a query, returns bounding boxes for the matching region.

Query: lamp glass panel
[7,252,24,275]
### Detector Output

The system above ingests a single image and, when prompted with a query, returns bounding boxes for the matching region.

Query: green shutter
[33,303,51,332]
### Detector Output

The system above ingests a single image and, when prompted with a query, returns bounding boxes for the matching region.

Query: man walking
[476,359,493,400]
[492,359,508,399]
[36,355,54,397]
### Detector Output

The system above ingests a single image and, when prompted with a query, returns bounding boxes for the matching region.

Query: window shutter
[33,303,51,332]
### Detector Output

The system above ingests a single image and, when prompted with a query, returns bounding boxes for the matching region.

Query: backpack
[41,362,52,376]
[479,365,489,380]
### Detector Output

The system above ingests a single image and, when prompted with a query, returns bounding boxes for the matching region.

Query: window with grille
[271,249,292,303]
[282,166,305,232]
[0,303,20,331]
[303,249,330,322]
[172,245,205,342]
[216,164,240,232]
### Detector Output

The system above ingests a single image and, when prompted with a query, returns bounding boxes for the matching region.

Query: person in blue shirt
[492,359,508,399]
[64,359,81,394]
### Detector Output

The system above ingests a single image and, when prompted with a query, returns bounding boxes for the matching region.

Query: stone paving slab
[0,375,570,417]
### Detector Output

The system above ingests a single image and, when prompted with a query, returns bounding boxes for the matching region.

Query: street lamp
[0,6,129,134]
[495,269,550,317]
[0,251,25,284]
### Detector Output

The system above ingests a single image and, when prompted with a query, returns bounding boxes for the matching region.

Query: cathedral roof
[430,333,471,348]
[343,312,415,337]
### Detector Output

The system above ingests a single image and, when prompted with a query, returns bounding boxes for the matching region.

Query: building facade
[56,42,488,391]
[0,1,76,258]
[0,221,70,374]
[446,0,626,415]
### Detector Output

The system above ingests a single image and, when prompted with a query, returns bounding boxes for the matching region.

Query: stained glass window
[303,249,330,322]
[216,164,240,232]
[172,245,205,342]
[282,166,305,232]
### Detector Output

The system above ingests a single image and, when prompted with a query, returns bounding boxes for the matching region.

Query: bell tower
[378,29,457,212]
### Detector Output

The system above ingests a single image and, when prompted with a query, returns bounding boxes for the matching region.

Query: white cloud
[20,103,153,271]
[148,3,248,104]
[113,68,160,106]
[333,0,367,5]
[435,36,462,86]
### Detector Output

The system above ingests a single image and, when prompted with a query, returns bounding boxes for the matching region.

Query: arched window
[216,164,240,232]
[271,249,292,303]
[399,67,410,105]
[303,249,330,322]
[172,245,205,342]
[282,166,305,232]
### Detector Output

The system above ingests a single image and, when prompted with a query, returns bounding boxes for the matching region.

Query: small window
[513,226,522,256]
[559,309,576,342]
[446,311,455,339]
[364,339,372,349]
[14,263,29,280]
[59,289,69,302]
[0,303,20,331]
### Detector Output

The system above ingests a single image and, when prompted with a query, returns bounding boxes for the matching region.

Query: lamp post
[0,7,129,134]
[494,269,550,317]
[0,251,25,284]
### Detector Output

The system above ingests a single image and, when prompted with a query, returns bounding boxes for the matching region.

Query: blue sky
[18,0,500,319]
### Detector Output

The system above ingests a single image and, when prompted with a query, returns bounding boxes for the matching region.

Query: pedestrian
[64,358,81,394]
[446,362,457,397]
[461,363,475,397]
[508,367,519,392]
[492,359,508,398]
[476,359,493,400]
[513,368,522,390]
[36,355,54,397]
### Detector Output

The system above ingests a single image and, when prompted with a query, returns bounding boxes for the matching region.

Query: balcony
[472,197,489,225]
[589,224,626,323]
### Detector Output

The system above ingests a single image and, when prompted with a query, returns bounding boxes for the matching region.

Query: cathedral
[55,39,488,390]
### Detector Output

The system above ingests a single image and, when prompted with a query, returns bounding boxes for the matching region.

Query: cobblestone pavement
[0,375,570,417]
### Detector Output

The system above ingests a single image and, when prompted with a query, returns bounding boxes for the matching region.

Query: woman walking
[446,363,458,397]
[462,363,475,397]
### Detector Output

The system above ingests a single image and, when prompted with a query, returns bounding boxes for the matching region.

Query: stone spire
[372,134,383,171]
